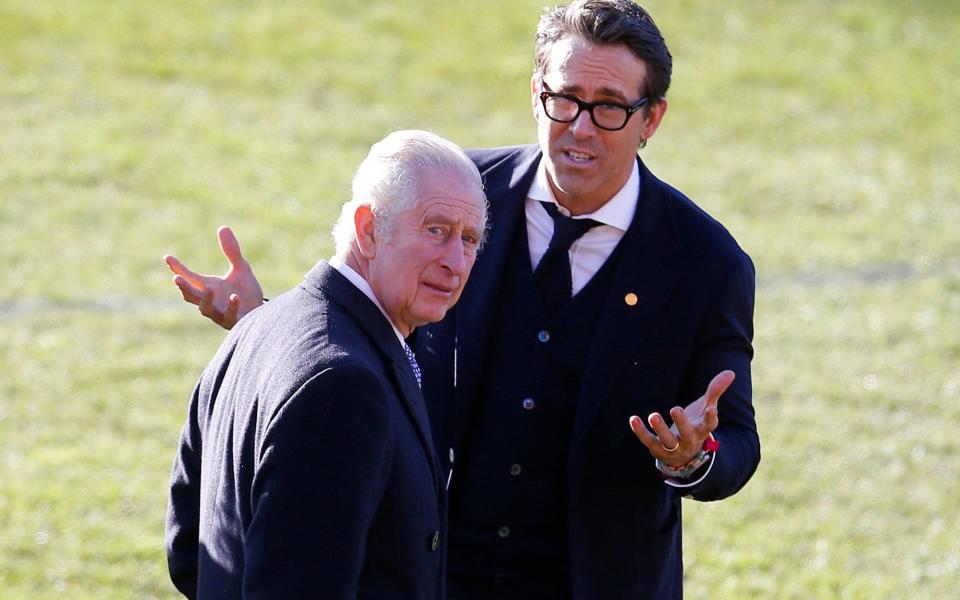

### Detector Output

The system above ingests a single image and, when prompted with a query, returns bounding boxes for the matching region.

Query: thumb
[704,370,735,408]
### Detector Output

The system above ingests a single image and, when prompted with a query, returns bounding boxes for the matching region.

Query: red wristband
[703,433,719,452]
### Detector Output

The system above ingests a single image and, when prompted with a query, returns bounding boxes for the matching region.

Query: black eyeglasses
[538,80,649,131]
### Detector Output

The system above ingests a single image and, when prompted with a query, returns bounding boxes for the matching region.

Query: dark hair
[534,0,672,103]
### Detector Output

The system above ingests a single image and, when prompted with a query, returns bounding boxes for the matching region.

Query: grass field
[2,0,958,597]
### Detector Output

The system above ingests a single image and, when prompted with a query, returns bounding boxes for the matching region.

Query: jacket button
[522,398,535,411]
[497,526,510,538]
[429,530,440,551]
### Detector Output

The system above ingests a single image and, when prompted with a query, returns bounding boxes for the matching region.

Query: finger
[165,255,206,288]
[222,294,240,330]
[670,405,694,436]
[629,415,663,452]
[672,405,714,449]
[647,412,679,450]
[198,288,222,321]
[217,226,245,267]
[704,370,736,409]
[703,403,719,433]
[173,275,202,305]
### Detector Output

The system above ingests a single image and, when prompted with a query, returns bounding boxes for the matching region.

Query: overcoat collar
[302,260,442,494]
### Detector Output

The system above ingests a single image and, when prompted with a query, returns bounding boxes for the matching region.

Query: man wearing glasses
[166,1,759,598]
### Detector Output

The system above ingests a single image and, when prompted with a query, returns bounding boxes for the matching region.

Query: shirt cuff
[663,451,716,489]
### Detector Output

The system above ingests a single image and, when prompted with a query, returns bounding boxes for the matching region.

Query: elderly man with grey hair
[165,129,487,599]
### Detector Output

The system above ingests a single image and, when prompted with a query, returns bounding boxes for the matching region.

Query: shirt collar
[328,256,407,345]
[528,157,640,230]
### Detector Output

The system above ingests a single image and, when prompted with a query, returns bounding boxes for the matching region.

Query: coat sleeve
[165,378,206,599]
[242,365,394,599]
[678,251,760,501]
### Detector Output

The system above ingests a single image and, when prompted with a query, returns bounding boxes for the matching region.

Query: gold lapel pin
[624,292,638,306]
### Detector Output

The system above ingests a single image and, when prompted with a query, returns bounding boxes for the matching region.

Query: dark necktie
[534,202,601,315]
[403,342,422,388]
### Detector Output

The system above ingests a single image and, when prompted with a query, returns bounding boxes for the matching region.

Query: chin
[551,170,589,193]
[415,305,452,326]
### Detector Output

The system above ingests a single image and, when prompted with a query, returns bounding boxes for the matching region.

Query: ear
[640,99,668,141]
[530,74,541,120]
[354,204,378,259]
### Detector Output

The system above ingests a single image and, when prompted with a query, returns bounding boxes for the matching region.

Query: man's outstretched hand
[629,370,735,468]
[164,226,265,330]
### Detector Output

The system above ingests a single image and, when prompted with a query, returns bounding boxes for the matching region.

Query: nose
[439,236,470,279]
[568,109,597,139]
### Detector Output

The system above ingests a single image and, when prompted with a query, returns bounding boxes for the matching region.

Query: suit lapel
[570,159,684,457]
[304,261,442,494]
[453,146,541,447]
[388,360,442,494]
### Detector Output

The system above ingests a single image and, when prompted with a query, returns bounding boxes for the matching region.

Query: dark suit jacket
[416,145,759,600]
[166,261,446,599]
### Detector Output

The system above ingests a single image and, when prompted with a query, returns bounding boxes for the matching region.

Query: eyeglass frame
[537,80,651,132]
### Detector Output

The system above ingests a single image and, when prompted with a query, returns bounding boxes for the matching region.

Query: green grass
[1,0,958,597]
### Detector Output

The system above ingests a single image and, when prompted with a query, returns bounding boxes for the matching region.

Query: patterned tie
[534,202,601,315]
[403,342,422,388]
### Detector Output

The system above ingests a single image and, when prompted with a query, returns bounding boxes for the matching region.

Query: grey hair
[332,130,486,258]
[534,0,672,103]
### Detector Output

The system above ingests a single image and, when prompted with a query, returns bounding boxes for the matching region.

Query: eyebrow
[422,213,458,226]
[463,224,484,240]
[553,83,633,104]
[423,212,485,241]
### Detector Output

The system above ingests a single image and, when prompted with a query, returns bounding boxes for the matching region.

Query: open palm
[164,226,264,330]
